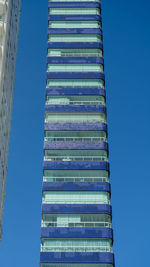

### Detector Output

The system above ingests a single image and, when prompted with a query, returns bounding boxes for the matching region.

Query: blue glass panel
[41,227,113,239]
[47,57,104,64]
[44,122,107,131]
[46,88,105,96]
[42,182,110,192]
[40,252,114,264]
[48,15,102,21]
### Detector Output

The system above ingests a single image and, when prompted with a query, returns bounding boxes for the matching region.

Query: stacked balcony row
[41,1,114,266]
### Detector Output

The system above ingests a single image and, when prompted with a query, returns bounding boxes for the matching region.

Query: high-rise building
[0,0,21,239]
[40,0,115,266]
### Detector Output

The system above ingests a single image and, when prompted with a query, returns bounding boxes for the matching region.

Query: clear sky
[0,0,150,266]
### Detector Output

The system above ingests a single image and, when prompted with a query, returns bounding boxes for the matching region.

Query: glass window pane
[47,79,104,88]
[42,191,110,204]
[44,149,108,161]
[46,95,105,105]
[49,8,101,15]
[42,214,112,228]
[45,113,106,123]
[48,21,102,29]
[47,64,104,72]
[41,238,112,252]
[45,130,106,138]
[48,35,102,42]
[43,170,109,182]
[48,48,103,57]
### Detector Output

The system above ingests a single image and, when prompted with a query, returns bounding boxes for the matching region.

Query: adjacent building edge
[0,0,21,240]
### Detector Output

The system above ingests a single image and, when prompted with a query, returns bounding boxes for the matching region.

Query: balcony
[43,176,109,182]
[44,156,108,162]
[41,245,112,253]
[43,169,109,183]
[42,221,112,228]
[45,136,106,142]
[46,100,105,106]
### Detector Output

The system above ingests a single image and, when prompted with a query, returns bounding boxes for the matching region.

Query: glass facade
[45,113,106,123]
[41,238,112,252]
[40,1,114,266]
[42,191,110,204]
[48,21,102,29]
[46,95,105,105]
[47,63,104,72]
[49,8,101,15]
[47,79,105,88]
[48,35,102,42]
[42,214,112,228]
[48,48,103,57]
[43,169,109,182]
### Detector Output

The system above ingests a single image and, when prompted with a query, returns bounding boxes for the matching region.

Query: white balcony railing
[41,246,112,253]
[44,156,108,162]
[46,100,105,106]
[42,200,110,205]
[45,136,106,142]
[41,221,112,228]
[43,176,109,182]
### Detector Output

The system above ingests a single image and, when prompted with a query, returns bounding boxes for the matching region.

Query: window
[49,8,101,15]
[41,238,112,252]
[42,191,110,204]
[42,214,112,228]
[46,95,105,105]
[45,113,106,123]
[48,48,103,57]
[47,79,104,88]
[48,21,102,29]
[44,149,108,161]
[43,169,109,182]
[47,64,104,73]
[48,34,102,43]
[45,130,107,142]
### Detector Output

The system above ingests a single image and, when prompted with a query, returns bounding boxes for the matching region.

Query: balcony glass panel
[44,149,108,162]
[45,113,106,123]
[47,64,103,73]
[43,170,109,182]
[46,95,105,105]
[42,214,112,228]
[45,130,107,142]
[48,21,102,29]
[42,191,110,205]
[41,238,112,252]
[48,48,103,57]
[47,79,104,88]
[48,35,102,43]
[49,8,101,15]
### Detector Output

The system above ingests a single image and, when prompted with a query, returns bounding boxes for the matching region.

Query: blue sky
[0,0,150,266]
